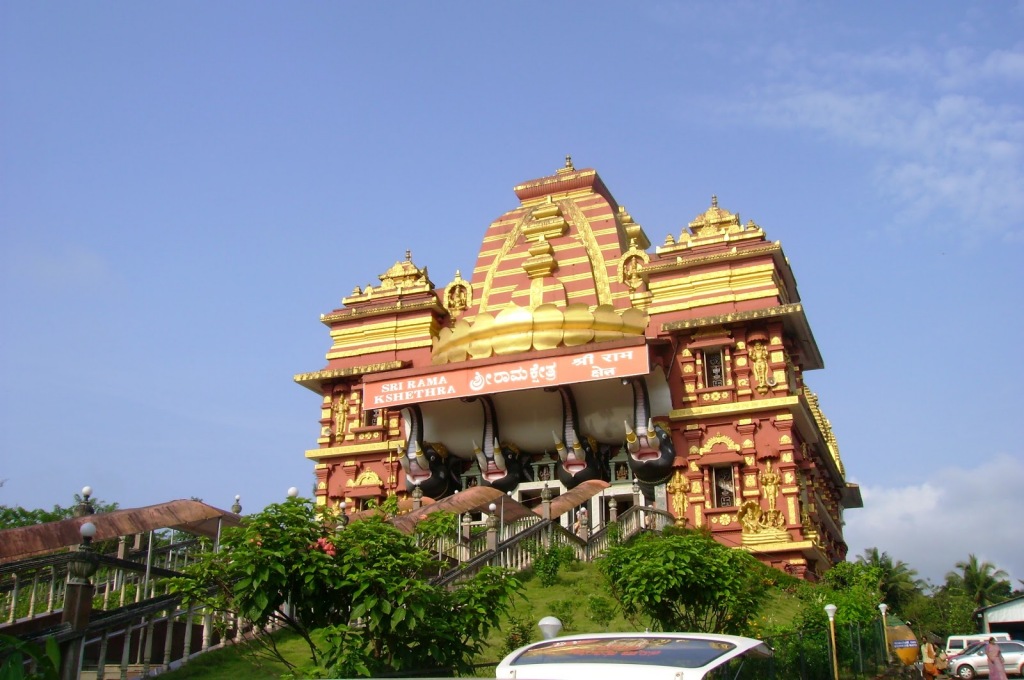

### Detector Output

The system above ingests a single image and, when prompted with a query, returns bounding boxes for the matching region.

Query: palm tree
[857,547,924,612]
[947,554,1011,607]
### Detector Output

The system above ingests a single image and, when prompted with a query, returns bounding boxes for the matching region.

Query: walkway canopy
[383,480,610,534]
[0,499,241,563]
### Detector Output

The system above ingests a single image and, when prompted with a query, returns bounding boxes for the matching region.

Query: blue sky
[2,2,1021,588]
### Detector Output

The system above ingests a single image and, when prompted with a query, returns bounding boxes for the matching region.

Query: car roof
[495,632,773,680]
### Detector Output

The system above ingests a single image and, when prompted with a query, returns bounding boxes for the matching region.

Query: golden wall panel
[669,395,798,419]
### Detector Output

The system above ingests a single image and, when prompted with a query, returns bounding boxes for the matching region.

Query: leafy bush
[529,543,577,587]
[585,594,617,628]
[549,599,577,632]
[501,609,535,656]
[600,531,771,634]
[0,635,59,680]
[171,498,521,677]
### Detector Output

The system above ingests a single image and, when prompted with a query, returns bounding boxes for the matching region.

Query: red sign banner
[362,346,649,409]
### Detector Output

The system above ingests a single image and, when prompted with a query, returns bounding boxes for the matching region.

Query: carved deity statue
[760,459,781,512]
[667,470,689,524]
[333,394,347,439]
[622,256,643,290]
[750,341,770,394]
[447,284,468,311]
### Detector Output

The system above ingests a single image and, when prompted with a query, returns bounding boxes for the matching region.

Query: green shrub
[501,610,535,656]
[585,595,617,628]
[549,599,577,632]
[530,543,577,587]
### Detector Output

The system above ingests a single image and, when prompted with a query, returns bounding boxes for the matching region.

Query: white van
[945,632,1011,658]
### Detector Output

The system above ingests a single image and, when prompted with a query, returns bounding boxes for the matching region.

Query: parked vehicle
[496,632,774,680]
[949,639,1024,679]
[947,633,1012,659]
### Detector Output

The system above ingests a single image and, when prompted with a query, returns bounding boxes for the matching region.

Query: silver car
[496,632,774,680]
[950,640,1024,679]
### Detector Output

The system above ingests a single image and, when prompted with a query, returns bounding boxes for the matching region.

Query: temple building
[294,158,862,579]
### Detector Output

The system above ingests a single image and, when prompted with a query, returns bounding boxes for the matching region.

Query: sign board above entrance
[362,345,650,410]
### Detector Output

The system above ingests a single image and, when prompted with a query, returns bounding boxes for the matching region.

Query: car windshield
[959,643,986,656]
[510,636,737,668]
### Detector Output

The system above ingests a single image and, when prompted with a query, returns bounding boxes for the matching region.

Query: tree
[413,510,459,565]
[599,529,771,634]
[855,547,924,612]
[0,493,119,530]
[813,561,886,626]
[170,498,520,677]
[903,586,974,639]
[947,554,1011,608]
[0,634,60,680]
[763,560,886,680]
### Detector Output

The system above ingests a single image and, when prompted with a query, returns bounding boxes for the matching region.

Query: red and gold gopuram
[294,158,861,579]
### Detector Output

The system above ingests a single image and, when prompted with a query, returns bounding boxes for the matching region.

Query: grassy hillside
[161,559,801,679]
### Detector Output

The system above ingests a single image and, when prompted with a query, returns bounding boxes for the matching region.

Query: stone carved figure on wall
[750,341,770,394]
[334,400,346,438]
[760,459,781,512]
[622,255,643,290]
[447,284,468,311]
[667,470,689,525]
[739,501,762,533]
[738,459,787,535]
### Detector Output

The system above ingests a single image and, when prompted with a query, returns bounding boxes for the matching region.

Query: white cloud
[844,453,1024,587]
[736,44,1024,241]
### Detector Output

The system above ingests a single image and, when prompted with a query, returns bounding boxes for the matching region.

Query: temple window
[703,349,725,387]
[364,409,380,427]
[712,465,735,507]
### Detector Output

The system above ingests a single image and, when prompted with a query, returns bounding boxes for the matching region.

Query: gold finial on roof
[557,154,576,174]
[405,249,412,261]
[688,194,741,237]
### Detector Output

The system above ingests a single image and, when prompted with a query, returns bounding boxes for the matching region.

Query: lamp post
[287,487,299,499]
[538,616,563,640]
[485,503,499,552]
[460,512,471,562]
[75,486,95,517]
[825,603,839,680]
[488,501,503,542]
[60,522,100,680]
[878,603,891,664]
[338,501,348,528]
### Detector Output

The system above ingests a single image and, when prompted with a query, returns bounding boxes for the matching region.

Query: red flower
[313,537,336,557]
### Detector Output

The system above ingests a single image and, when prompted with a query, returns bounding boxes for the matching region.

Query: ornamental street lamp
[338,501,349,528]
[825,603,839,680]
[68,522,99,586]
[538,616,563,639]
[60,522,100,680]
[75,486,95,517]
[879,603,891,663]
[486,503,499,552]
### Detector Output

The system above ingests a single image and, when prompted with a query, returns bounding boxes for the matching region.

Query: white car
[496,632,774,680]
[949,640,1024,679]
